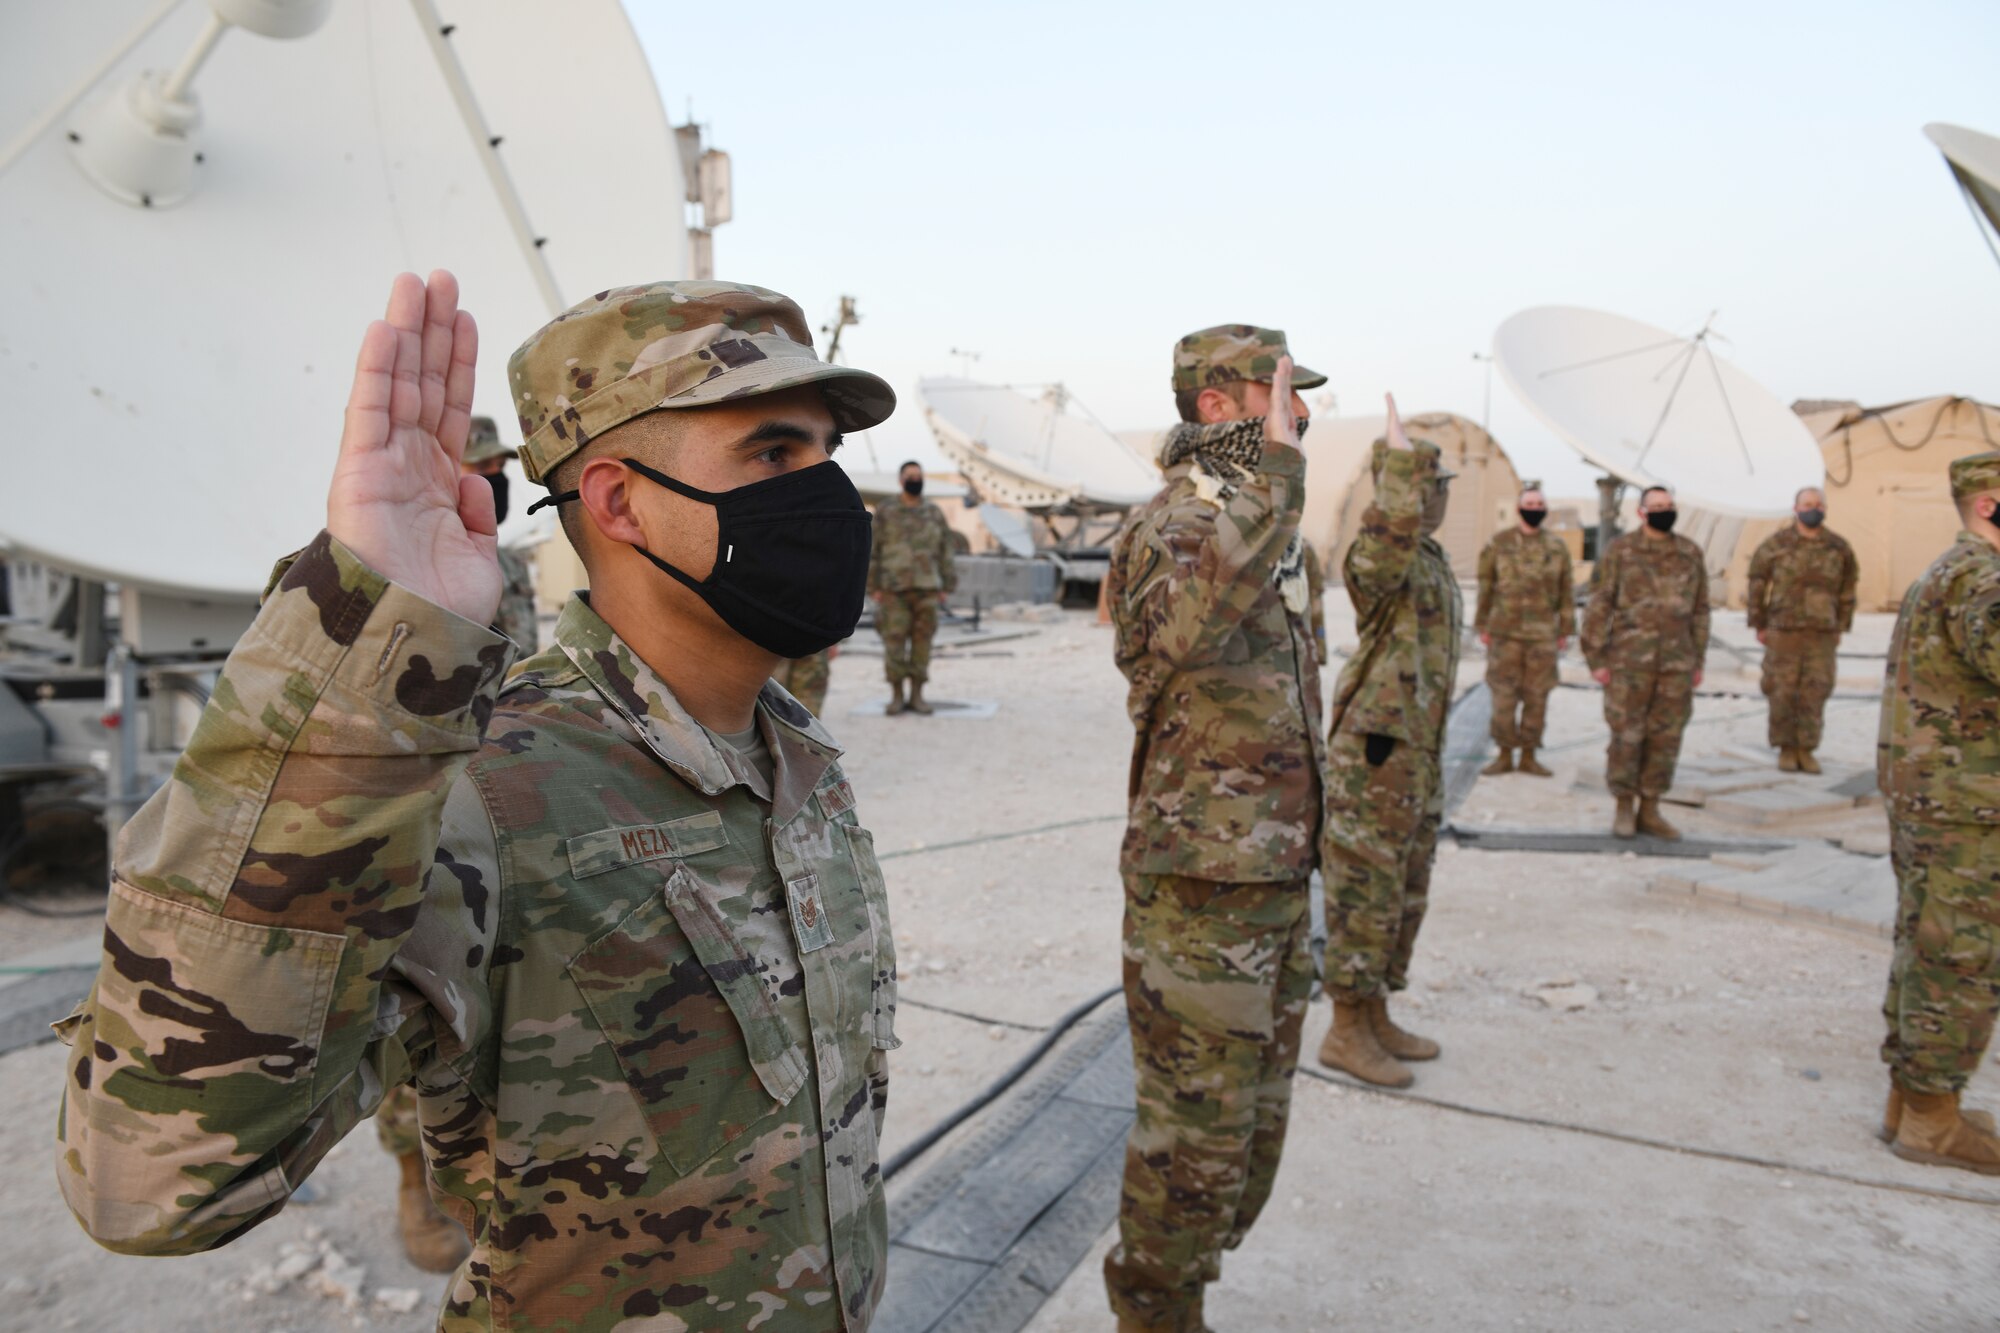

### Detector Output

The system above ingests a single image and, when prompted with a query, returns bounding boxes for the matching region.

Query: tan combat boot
[1481,748,1514,776]
[884,679,907,716]
[1778,747,1799,772]
[1367,993,1440,1061]
[396,1151,469,1273]
[1517,748,1553,778]
[1797,750,1822,775]
[907,681,934,715]
[1115,1290,1209,1333]
[1891,1089,2000,1176]
[1612,795,1637,839]
[1318,995,1413,1088]
[1881,1081,1998,1142]
[1636,797,1681,841]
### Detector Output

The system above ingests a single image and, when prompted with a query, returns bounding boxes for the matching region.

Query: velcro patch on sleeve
[566,811,730,878]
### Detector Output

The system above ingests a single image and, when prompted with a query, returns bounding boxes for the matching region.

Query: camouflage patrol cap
[1371,436,1456,481]
[462,416,515,466]
[1172,324,1327,395]
[508,281,897,485]
[1950,450,2000,501]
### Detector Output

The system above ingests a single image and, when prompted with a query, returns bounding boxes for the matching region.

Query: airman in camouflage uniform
[773,647,835,716]
[869,462,955,715]
[1475,486,1574,778]
[1582,486,1710,841]
[1875,451,2000,1177]
[55,275,904,1329]
[1319,418,1461,1090]
[1746,486,1858,774]
[1101,326,1326,1332]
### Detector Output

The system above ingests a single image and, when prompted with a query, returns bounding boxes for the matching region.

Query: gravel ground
[4,602,1996,1331]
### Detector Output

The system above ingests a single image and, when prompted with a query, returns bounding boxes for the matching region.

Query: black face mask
[902,476,924,497]
[1519,507,1547,528]
[1798,508,1825,529]
[483,470,510,525]
[1646,509,1678,533]
[602,459,872,658]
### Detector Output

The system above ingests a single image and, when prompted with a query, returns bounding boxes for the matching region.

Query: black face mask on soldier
[483,470,510,525]
[1799,508,1825,529]
[1646,509,1678,533]
[531,458,873,658]
[901,476,924,497]
[1519,507,1547,528]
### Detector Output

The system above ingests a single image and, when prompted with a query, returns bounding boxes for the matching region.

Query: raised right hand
[326,271,501,627]
[1385,393,1412,451]
[1265,356,1298,446]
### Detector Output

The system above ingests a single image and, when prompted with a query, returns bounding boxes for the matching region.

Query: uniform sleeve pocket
[845,826,900,1050]
[567,877,807,1177]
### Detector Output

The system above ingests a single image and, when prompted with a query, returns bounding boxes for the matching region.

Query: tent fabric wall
[1705,396,2000,612]
[1302,412,1524,584]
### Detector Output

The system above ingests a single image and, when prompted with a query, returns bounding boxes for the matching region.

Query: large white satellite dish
[0,0,689,599]
[1492,306,1823,518]
[1923,122,2000,265]
[919,377,1158,511]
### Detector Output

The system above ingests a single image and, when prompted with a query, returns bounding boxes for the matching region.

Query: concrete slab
[1647,843,1895,938]
[1450,827,1786,859]
[1706,783,1866,828]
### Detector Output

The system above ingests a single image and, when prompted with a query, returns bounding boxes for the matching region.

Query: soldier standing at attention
[461,416,541,653]
[1475,485,1574,778]
[1746,485,1858,774]
[868,460,956,715]
[1319,405,1460,1090]
[55,273,902,1330]
[1582,484,1710,841]
[1103,328,1325,1332]
[773,645,837,716]
[1875,452,2000,1176]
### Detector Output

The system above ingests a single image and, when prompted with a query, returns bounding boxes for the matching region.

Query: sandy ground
[3,601,1998,1330]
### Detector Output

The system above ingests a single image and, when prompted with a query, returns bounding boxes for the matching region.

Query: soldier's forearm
[1344,448,1425,604]
[57,531,509,1257]
[1146,438,1304,666]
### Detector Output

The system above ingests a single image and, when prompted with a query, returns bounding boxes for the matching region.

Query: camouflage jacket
[1878,532,2000,823]
[1329,445,1462,762]
[867,499,956,594]
[1581,531,1710,674]
[1474,527,1575,642]
[1106,421,1322,883]
[495,544,539,652]
[1745,525,1858,633]
[1305,539,1328,663]
[55,532,897,1332]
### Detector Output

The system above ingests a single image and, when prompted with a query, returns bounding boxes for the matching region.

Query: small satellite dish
[1492,306,1823,518]
[0,0,689,599]
[920,378,1159,511]
[1923,122,2000,266]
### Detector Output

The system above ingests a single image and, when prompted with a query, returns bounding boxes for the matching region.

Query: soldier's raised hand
[1385,393,1412,451]
[1265,356,1298,446]
[327,271,502,628]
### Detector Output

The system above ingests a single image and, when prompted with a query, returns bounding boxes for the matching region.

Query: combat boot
[1636,797,1681,841]
[908,681,934,715]
[396,1151,469,1273]
[1115,1290,1210,1333]
[1517,748,1553,778]
[1481,748,1514,776]
[1612,796,1637,839]
[1891,1089,2000,1176]
[884,679,907,716]
[1797,750,1822,775]
[1318,995,1413,1088]
[1367,993,1440,1061]
[1778,748,1799,773]
[1881,1081,1998,1142]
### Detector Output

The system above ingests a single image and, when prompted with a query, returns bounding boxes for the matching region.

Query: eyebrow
[732,420,841,454]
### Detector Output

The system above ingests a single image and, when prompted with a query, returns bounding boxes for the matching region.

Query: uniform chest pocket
[566,865,810,1177]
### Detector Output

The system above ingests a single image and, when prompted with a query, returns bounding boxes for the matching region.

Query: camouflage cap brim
[653,356,896,435]
[1289,363,1329,390]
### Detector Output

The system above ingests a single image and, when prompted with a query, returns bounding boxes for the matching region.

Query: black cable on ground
[1298,1067,1999,1209]
[882,983,1123,1183]
[899,995,1045,1032]
[873,813,1125,863]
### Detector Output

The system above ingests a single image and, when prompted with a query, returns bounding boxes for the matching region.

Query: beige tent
[1302,412,1525,582]
[1697,396,2000,612]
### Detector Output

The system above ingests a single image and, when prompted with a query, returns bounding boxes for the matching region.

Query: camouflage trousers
[1602,668,1695,798]
[772,649,831,716]
[375,1083,421,1157]
[1487,636,1560,750]
[1881,819,2000,1096]
[876,591,940,685]
[1761,628,1838,752]
[1105,872,1312,1327]
[1320,729,1442,996]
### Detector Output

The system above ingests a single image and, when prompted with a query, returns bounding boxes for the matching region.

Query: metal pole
[159,10,229,103]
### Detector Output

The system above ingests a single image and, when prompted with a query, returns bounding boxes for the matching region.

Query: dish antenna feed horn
[66,0,333,210]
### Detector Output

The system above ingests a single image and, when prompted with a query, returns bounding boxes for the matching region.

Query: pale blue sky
[628,0,2000,497]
